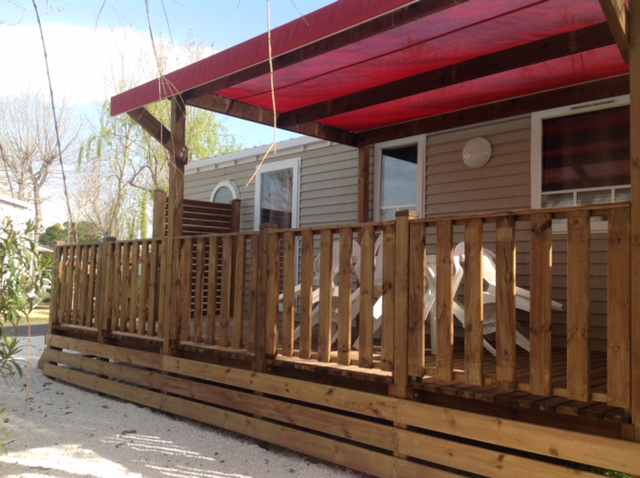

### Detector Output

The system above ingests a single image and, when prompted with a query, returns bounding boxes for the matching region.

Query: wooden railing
[49,203,632,409]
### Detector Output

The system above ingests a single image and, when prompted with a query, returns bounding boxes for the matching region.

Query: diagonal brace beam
[127,107,177,159]
[599,0,630,63]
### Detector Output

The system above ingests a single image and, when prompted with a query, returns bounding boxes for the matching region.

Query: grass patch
[26,306,50,324]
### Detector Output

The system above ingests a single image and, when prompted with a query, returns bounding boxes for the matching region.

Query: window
[531,96,630,209]
[254,159,300,230]
[374,135,425,221]
[210,180,239,204]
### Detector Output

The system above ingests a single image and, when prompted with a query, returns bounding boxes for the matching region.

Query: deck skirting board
[39,335,640,477]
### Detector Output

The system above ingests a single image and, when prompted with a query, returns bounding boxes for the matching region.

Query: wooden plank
[57,246,68,325]
[567,210,591,401]
[282,232,296,357]
[496,216,517,390]
[299,230,314,359]
[152,189,167,237]
[408,222,426,377]
[630,0,640,434]
[112,243,122,332]
[337,228,353,366]
[121,242,131,332]
[380,224,395,371]
[78,246,88,326]
[265,231,280,357]
[206,236,219,345]
[607,207,631,408]
[137,242,149,335]
[193,238,205,343]
[72,245,82,325]
[436,220,454,381]
[247,236,258,352]
[359,225,374,368]
[318,230,334,362]
[219,235,233,348]
[598,0,630,63]
[48,245,63,328]
[148,240,159,336]
[464,219,484,386]
[179,239,190,342]
[232,235,246,349]
[529,213,553,396]
[357,146,370,224]
[392,210,416,398]
[253,224,271,371]
[129,242,140,334]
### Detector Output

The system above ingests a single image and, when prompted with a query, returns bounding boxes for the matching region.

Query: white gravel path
[0,336,366,478]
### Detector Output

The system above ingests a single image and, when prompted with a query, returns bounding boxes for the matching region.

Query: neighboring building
[0,193,34,229]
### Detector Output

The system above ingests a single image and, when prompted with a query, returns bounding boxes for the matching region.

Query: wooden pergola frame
[120,0,640,437]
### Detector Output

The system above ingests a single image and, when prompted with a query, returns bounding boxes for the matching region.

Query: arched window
[210,180,240,204]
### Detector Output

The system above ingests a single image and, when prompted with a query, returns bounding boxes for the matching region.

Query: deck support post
[391,210,418,399]
[253,223,277,372]
[629,1,640,439]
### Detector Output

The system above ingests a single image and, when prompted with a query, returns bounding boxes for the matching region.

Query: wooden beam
[185,94,357,146]
[599,0,630,63]
[278,23,614,127]
[357,146,370,224]
[358,75,630,145]
[184,0,466,101]
[127,107,176,158]
[628,0,640,437]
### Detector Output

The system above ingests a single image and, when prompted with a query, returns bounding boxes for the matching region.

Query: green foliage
[0,218,51,383]
[39,221,102,247]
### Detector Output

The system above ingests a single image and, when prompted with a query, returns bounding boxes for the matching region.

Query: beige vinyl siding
[184,141,360,232]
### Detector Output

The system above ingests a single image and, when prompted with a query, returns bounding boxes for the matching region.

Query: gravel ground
[0,336,365,478]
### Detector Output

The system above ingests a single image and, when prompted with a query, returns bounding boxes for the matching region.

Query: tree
[39,221,102,248]
[76,35,242,239]
[0,93,79,242]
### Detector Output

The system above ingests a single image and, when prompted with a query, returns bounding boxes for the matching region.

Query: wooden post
[391,210,417,399]
[358,146,370,224]
[496,216,517,390]
[48,241,65,334]
[230,199,241,233]
[253,223,276,372]
[95,236,116,343]
[152,189,167,238]
[629,0,640,438]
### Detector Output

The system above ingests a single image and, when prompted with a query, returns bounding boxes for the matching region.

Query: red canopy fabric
[111,0,628,138]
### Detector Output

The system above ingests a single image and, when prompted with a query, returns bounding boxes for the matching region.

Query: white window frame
[253,158,301,231]
[530,94,630,209]
[373,134,426,221]
[210,179,240,203]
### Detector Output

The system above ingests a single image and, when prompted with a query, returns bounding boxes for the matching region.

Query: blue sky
[1,0,335,148]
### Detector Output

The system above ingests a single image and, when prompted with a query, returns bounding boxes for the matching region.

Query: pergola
[111,0,640,429]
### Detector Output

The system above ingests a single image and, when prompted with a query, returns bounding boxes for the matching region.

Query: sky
[0,0,336,225]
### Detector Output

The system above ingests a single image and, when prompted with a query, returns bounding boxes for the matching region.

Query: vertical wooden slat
[408,222,426,377]
[67,245,76,324]
[148,240,159,336]
[264,231,280,356]
[380,224,396,371]
[232,234,247,349]
[496,216,517,390]
[205,237,219,344]
[282,232,296,357]
[608,207,631,408]
[253,224,271,371]
[129,242,140,334]
[220,235,234,348]
[180,238,193,342]
[230,199,241,232]
[530,213,553,396]
[58,246,68,324]
[96,238,115,341]
[121,242,131,332]
[337,228,353,366]
[78,246,88,326]
[392,210,416,398]
[628,0,640,434]
[247,235,259,352]
[193,238,206,343]
[358,146,370,225]
[567,210,591,401]
[464,219,484,386]
[318,230,334,362]
[156,239,167,339]
[73,245,82,325]
[359,225,375,368]
[87,245,98,327]
[48,243,64,330]
[137,242,148,336]
[112,243,122,331]
[436,221,454,381]
[299,230,314,359]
